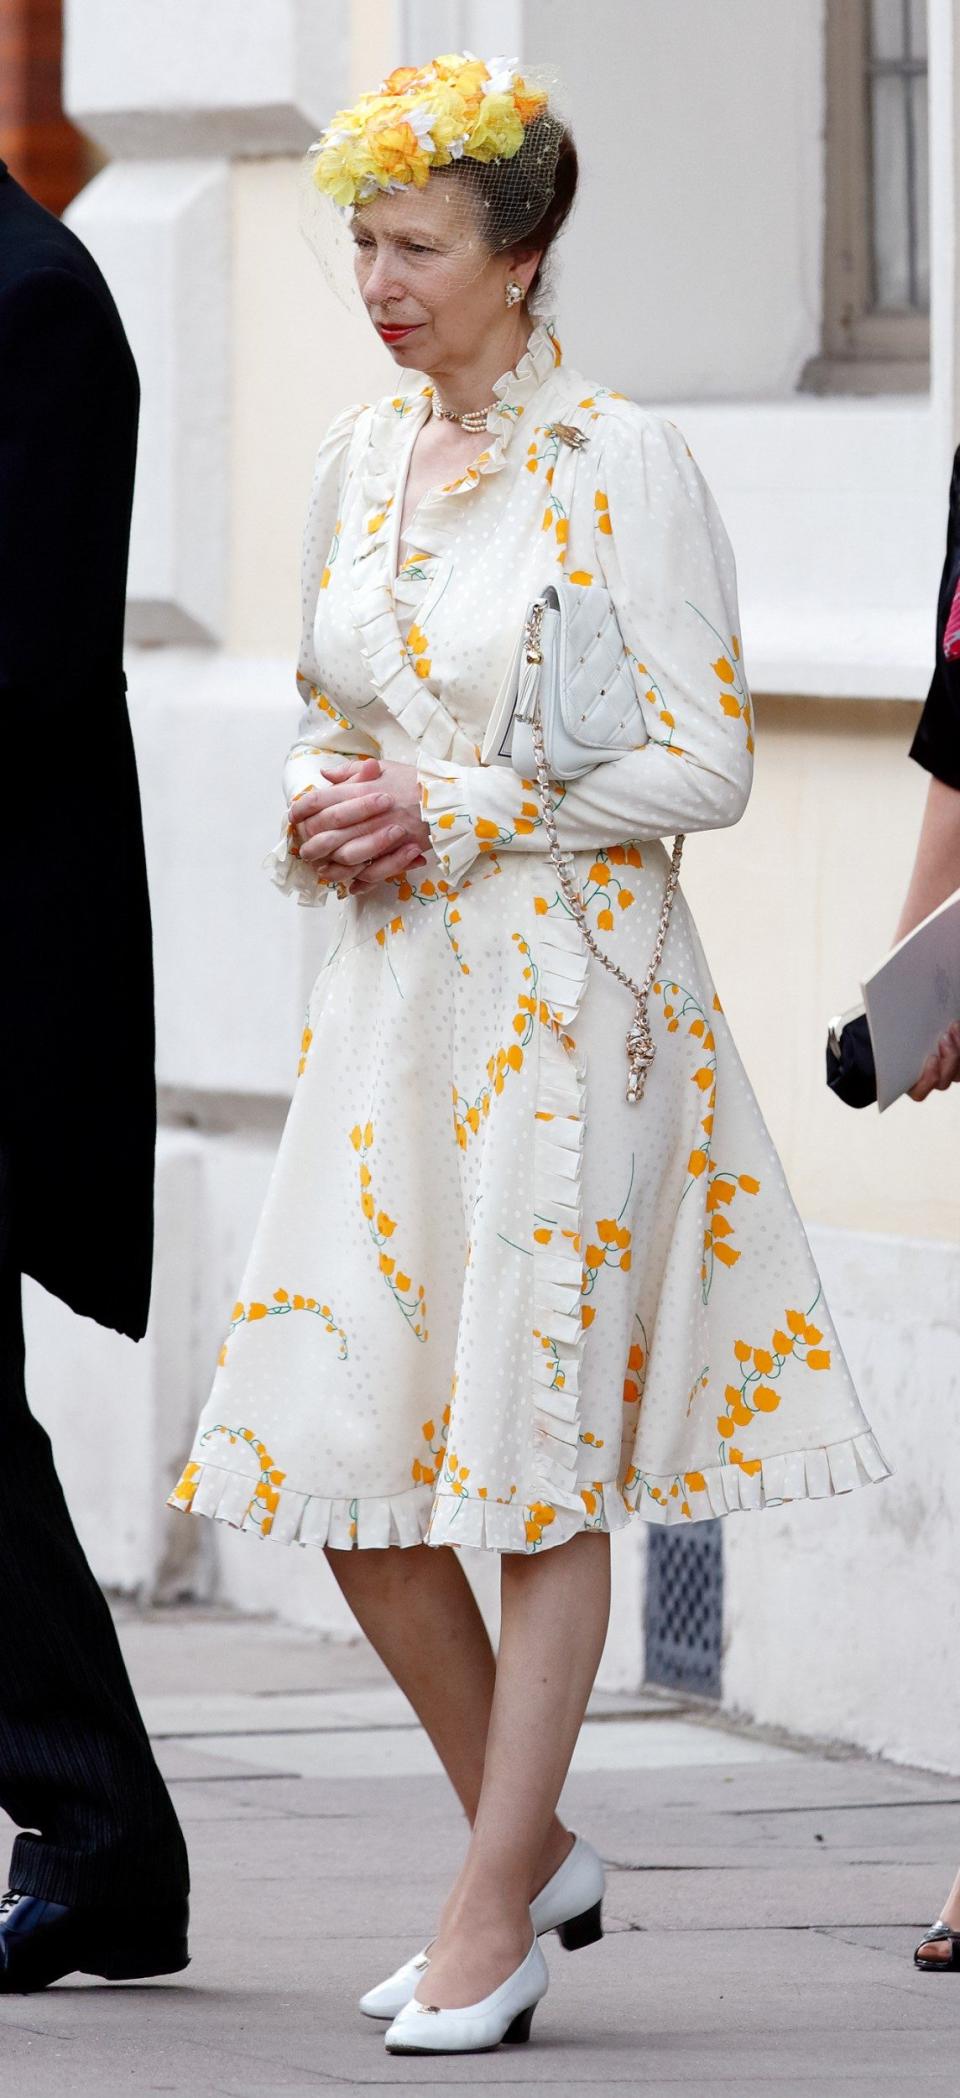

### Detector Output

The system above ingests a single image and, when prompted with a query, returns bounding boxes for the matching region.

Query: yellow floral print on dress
[170,319,886,1558]
[218,1288,348,1371]
[405,621,432,681]
[176,1425,287,1538]
[451,932,539,1144]
[350,1123,428,1340]
[718,1300,832,1459]
[411,1403,451,1488]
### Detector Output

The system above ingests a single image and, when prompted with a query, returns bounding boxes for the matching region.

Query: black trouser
[0,1181,189,1908]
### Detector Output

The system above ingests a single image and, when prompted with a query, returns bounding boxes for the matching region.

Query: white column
[53,1,354,1609]
[928,0,959,472]
[67,161,229,644]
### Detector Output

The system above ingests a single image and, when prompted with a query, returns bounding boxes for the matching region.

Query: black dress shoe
[0,1889,190,1992]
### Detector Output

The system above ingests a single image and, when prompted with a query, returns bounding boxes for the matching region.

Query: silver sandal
[914,1922,960,1971]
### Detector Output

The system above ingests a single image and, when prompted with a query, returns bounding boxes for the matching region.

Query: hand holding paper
[862,884,960,1110]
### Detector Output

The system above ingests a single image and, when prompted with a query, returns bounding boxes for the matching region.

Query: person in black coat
[0,160,189,1990]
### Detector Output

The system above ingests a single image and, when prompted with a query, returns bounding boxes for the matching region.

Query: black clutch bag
[825,1008,877,1110]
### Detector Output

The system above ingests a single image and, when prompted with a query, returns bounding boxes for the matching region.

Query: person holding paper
[828,454,960,1112]
[897,448,960,1104]
[891,788,960,1102]
[909,452,960,1972]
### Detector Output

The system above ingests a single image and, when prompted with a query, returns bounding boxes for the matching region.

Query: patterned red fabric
[943,571,960,660]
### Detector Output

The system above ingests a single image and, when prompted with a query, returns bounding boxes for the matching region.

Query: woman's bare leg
[324,1543,573,1884]
[417,1529,612,2008]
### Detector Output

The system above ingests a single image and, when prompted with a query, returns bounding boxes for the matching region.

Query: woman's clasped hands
[290,756,433,893]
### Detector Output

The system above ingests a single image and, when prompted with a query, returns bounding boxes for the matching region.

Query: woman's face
[352,178,533,370]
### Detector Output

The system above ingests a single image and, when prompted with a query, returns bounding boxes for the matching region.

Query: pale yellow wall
[682,696,958,1244]
[349,0,393,97]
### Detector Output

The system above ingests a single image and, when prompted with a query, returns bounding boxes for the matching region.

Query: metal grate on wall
[644,1520,724,1699]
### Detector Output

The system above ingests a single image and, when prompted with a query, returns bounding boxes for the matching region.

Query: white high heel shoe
[383,1934,548,2055]
[358,1832,604,2020]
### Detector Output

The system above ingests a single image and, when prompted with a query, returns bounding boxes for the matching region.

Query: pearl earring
[504,279,525,308]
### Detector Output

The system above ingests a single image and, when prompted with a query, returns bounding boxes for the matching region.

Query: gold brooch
[547,422,589,450]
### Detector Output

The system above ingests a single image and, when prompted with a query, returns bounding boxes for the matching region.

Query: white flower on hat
[482,55,520,97]
[407,103,437,150]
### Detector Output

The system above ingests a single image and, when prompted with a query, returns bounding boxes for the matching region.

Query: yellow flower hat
[310,52,551,215]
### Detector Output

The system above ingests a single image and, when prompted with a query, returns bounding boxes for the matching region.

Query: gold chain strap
[527,629,684,1103]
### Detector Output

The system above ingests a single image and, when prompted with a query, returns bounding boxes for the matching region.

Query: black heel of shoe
[557,1899,603,1951]
[503,2003,536,2043]
[91,1940,190,1982]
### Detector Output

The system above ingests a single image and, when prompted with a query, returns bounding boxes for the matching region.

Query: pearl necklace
[430,394,492,433]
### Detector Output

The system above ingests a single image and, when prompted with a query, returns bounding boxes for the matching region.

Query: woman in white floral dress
[170,54,887,2055]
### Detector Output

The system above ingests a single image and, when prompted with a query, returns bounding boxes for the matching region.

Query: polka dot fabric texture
[169,322,888,1556]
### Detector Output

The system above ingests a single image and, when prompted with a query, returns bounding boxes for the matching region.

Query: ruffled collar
[486,317,564,436]
[407,318,564,512]
[365,318,564,513]
[423,317,564,469]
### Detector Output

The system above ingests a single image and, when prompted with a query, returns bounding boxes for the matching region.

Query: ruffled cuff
[262,821,348,907]
[416,754,484,885]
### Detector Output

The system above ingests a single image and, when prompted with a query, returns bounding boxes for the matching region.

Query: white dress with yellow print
[170,320,887,1555]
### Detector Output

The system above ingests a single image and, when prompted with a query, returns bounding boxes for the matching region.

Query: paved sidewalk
[1,1604,959,2097]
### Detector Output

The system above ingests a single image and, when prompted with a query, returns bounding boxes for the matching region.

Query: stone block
[66,161,229,644]
[22,1131,205,1597]
[127,647,333,1097]
[722,1226,960,1770]
[64,0,350,157]
[599,1517,645,1691]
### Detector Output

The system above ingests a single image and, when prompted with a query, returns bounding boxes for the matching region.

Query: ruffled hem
[168,1458,437,1549]
[168,1425,889,1557]
[623,1426,890,1525]
[424,1488,627,1552]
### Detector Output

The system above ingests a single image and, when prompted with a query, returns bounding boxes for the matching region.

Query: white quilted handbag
[481,578,647,780]
[481,575,684,1106]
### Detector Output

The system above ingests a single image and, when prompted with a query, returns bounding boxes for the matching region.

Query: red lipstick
[378,323,420,343]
